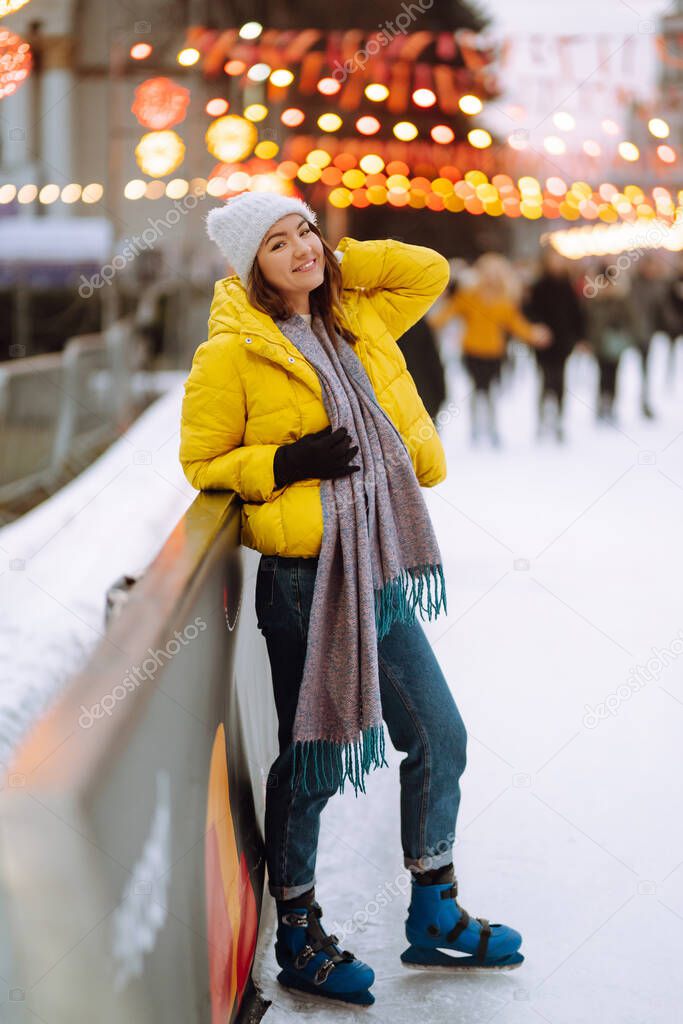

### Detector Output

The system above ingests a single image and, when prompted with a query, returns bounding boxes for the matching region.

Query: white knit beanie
[205,191,318,285]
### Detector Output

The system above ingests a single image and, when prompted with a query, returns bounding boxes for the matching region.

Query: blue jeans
[255,554,468,900]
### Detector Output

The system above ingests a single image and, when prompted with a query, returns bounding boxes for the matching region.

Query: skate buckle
[313,959,335,984]
[282,911,308,927]
[294,944,315,969]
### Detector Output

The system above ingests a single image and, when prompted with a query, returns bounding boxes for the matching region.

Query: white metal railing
[0,319,148,505]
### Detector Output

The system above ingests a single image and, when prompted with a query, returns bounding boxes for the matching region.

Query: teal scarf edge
[291,723,389,797]
[374,561,447,642]
[289,564,446,797]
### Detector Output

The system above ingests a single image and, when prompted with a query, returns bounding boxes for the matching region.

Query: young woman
[180,192,523,1008]
[430,253,550,445]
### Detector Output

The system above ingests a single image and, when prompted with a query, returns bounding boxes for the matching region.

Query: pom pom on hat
[205,191,318,286]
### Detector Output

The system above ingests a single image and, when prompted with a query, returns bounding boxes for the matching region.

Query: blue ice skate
[401,877,524,971]
[275,897,375,1006]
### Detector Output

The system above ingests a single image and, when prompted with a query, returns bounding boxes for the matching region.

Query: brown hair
[247,222,357,346]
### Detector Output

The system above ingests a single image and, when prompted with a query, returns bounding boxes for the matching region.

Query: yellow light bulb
[459,94,483,115]
[393,121,418,141]
[177,48,200,67]
[365,83,389,102]
[468,129,492,149]
[318,113,342,132]
[244,103,268,122]
[359,154,385,174]
[270,69,294,87]
[239,22,263,40]
[648,118,670,139]
[618,141,639,162]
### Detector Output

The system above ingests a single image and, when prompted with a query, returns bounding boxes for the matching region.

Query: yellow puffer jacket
[179,236,449,557]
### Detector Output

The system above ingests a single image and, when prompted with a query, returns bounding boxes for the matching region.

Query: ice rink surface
[1,339,682,1024]
[257,337,683,1024]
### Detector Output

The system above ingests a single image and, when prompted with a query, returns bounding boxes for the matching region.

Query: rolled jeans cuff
[405,847,454,874]
[268,879,316,901]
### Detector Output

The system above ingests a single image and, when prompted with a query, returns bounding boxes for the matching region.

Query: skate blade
[401,948,524,972]
[277,971,375,1006]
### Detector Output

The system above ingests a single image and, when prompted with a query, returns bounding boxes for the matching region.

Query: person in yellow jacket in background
[430,253,551,445]
[180,193,524,1009]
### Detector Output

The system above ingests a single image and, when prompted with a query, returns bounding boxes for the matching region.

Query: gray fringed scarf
[275,312,447,797]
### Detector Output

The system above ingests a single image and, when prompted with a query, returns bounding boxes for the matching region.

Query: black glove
[273,425,360,488]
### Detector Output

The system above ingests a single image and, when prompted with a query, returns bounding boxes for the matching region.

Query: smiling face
[254,213,325,314]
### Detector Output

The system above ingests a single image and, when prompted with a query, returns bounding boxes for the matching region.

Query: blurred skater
[397,316,447,424]
[629,254,672,418]
[663,255,683,385]
[525,248,585,441]
[584,269,638,424]
[430,253,550,445]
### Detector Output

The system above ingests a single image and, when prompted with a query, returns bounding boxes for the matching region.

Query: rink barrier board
[0,490,276,1023]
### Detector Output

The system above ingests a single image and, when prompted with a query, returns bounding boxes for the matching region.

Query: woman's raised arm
[335,236,450,341]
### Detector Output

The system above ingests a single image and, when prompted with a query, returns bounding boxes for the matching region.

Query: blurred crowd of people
[397,245,683,446]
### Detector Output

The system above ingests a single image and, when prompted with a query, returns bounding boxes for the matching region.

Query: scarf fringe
[291,724,389,796]
[374,562,447,642]
[289,567,446,794]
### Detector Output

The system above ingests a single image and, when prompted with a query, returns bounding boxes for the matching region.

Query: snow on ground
[256,336,683,1024]
[0,378,195,769]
